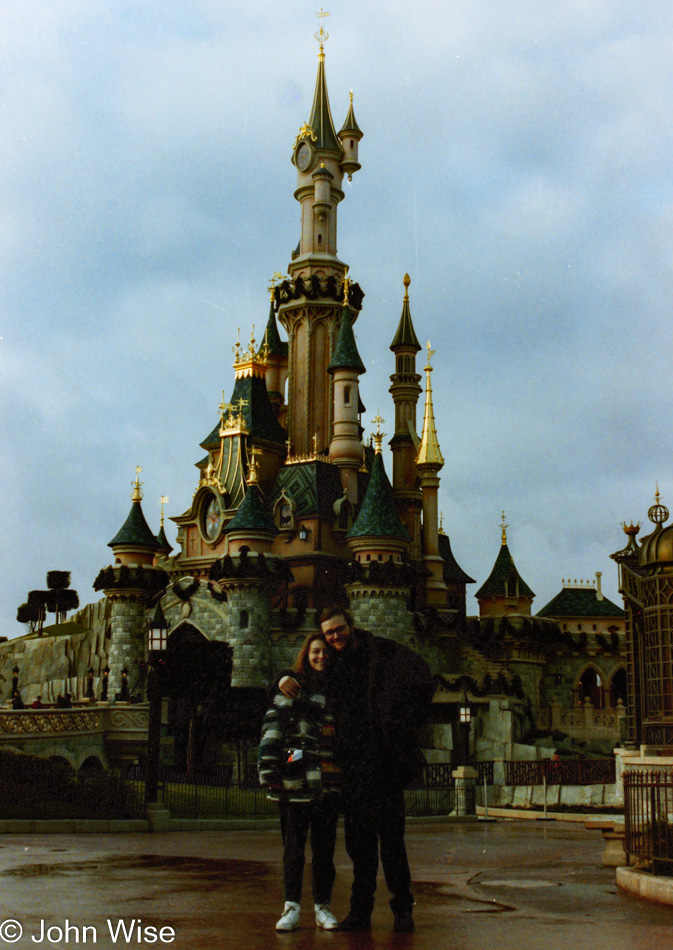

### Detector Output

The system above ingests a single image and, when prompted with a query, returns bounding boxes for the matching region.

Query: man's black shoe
[393,910,414,933]
[339,913,372,932]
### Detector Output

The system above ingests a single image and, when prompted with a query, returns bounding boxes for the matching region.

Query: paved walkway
[0,820,671,949]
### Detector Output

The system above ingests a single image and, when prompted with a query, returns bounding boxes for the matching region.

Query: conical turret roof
[416,345,444,469]
[390,275,421,351]
[476,543,534,599]
[225,484,278,536]
[155,524,173,554]
[439,532,475,585]
[108,500,159,550]
[328,306,366,374]
[348,452,410,540]
[264,300,287,358]
[307,50,343,155]
[339,92,363,138]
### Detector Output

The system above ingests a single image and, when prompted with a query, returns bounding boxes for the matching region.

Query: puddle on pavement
[3,855,269,887]
[478,880,562,889]
[414,880,516,915]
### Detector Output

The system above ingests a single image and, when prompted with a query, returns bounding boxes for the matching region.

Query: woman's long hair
[292,631,331,688]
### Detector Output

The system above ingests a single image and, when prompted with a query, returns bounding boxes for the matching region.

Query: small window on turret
[350,140,354,148]
[240,610,249,629]
[318,234,323,244]
[344,385,351,406]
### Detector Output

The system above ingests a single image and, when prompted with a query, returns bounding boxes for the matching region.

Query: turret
[154,494,173,564]
[224,451,278,556]
[262,281,289,423]
[476,514,535,617]
[389,273,423,556]
[328,276,366,503]
[338,91,363,181]
[108,468,159,567]
[416,343,448,606]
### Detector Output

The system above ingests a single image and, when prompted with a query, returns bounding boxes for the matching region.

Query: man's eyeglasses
[325,624,349,638]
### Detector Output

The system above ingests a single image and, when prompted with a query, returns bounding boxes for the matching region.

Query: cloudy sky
[2,1,672,637]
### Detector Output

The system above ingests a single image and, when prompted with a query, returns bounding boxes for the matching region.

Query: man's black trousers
[279,795,340,904]
[343,789,413,917]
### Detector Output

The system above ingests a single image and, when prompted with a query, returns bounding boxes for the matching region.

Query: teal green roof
[348,452,410,541]
[339,97,363,138]
[476,544,534,599]
[390,292,421,351]
[537,587,623,619]
[439,533,475,585]
[307,53,343,155]
[108,501,159,550]
[201,374,286,447]
[328,306,366,374]
[264,301,287,358]
[269,460,343,519]
[225,484,278,536]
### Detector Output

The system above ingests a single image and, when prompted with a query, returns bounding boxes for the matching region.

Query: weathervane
[315,8,330,50]
[425,340,435,372]
[372,413,386,453]
[501,510,508,545]
[132,465,143,502]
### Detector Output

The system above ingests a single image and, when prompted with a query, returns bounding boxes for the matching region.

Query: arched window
[610,668,627,707]
[344,385,351,406]
[240,610,249,629]
[578,668,603,708]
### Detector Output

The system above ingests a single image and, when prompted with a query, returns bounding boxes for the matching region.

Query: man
[280,605,434,933]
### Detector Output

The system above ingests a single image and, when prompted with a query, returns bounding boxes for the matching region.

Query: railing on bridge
[504,758,616,786]
[624,769,673,875]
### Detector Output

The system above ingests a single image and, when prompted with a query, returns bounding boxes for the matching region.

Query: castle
[0,34,627,774]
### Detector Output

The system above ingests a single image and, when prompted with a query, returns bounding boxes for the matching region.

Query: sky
[2,0,672,638]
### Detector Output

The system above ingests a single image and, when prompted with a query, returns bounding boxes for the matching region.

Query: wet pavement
[0,820,671,949]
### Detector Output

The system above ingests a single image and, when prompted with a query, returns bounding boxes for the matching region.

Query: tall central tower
[276,26,363,457]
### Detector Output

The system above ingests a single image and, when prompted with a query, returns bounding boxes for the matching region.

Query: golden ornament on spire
[160,495,169,526]
[372,413,386,454]
[132,466,143,502]
[416,342,444,469]
[342,267,351,304]
[314,7,330,50]
[403,273,411,299]
[247,446,262,486]
[501,511,509,545]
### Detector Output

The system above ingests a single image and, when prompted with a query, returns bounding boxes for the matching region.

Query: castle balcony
[0,704,151,771]
[536,697,627,748]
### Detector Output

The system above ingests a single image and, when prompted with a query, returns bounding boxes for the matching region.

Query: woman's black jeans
[279,794,340,904]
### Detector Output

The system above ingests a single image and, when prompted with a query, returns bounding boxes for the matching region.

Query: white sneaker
[315,903,339,930]
[276,901,301,931]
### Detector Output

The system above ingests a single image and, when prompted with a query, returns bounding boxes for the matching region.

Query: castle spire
[307,14,342,155]
[416,342,444,469]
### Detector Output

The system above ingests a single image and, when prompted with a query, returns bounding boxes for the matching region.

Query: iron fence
[504,758,616,786]
[624,769,673,875]
[0,755,144,819]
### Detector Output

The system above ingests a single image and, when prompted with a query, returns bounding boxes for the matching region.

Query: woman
[258,633,340,932]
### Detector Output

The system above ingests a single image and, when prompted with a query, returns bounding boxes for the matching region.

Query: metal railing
[0,756,144,819]
[504,758,616,786]
[624,769,673,875]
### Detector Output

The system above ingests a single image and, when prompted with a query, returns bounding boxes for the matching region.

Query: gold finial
[403,273,411,300]
[425,339,435,372]
[501,510,509,545]
[248,325,256,355]
[160,495,169,526]
[349,88,353,104]
[132,465,143,502]
[315,7,330,51]
[247,446,262,485]
[372,413,385,454]
[233,327,241,362]
[285,437,293,459]
[312,433,319,457]
[439,511,444,534]
[268,271,284,300]
[655,482,661,505]
[359,442,368,472]
[342,267,351,304]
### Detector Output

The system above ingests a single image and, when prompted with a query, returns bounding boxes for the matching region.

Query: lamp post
[145,602,168,805]
[459,692,472,766]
